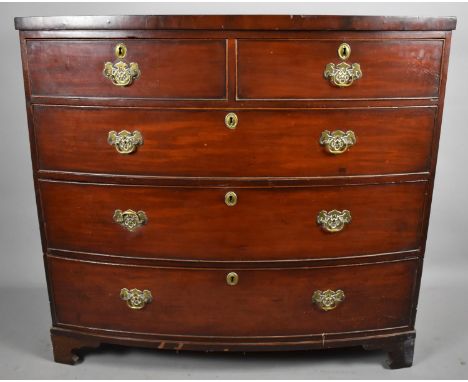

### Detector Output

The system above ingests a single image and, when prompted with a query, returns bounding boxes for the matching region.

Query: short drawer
[26,39,227,99]
[237,39,443,99]
[40,181,426,261]
[34,106,435,177]
[48,256,417,337]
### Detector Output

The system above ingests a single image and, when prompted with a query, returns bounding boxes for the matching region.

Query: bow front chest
[15,15,456,368]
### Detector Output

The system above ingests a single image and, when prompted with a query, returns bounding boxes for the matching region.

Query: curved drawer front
[26,39,227,99]
[34,106,435,177]
[237,39,443,99]
[48,256,417,337]
[40,181,426,261]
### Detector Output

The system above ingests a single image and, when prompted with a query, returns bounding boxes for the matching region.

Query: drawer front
[237,39,443,99]
[48,256,417,336]
[26,39,227,99]
[40,181,426,261]
[34,106,435,177]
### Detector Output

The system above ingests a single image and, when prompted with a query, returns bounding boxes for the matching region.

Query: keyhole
[338,43,351,60]
[226,272,238,286]
[225,191,237,206]
[225,113,238,130]
[115,43,127,58]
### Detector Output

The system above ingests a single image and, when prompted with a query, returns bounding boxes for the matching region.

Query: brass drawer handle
[226,272,239,286]
[312,289,345,311]
[113,209,147,232]
[120,288,152,310]
[103,43,140,87]
[225,112,238,130]
[225,191,237,206]
[108,130,143,154]
[320,130,356,154]
[324,43,362,87]
[317,209,351,232]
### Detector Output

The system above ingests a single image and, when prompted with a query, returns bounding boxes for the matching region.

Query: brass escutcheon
[338,43,351,60]
[225,191,237,206]
[226,272,239,286]
[225,112,238,130]
[115,43,127,59]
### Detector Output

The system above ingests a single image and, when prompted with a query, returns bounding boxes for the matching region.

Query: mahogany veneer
[237,39,443,99]
[26,39,227,99]
[34,106,436,177]
[16,15,456,368]
[48,256,418,337]
[40,181,426,261]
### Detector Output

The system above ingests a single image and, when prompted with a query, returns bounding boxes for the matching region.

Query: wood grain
[237,39,443,99]
[40,180,427,261]
[15,15,455,367]
[48,255,418,337]
[48,326,416,365]
[34,106,436,177]
[26,39,227,99]
[14,15,457,31]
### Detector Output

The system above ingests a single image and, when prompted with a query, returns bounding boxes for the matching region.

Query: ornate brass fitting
[317,209,351,232]
[108,130,143,154]
[312,289,345,311]
[113,209,147,232]
[103,43,140,87]
[120,288,152,310]
[324,43,362,87]
[319,130,356,154]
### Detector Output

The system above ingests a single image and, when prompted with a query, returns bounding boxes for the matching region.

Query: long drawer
[237,39,443,99]
[25,39,227,99]
[48,255,417,337]
[34,106,435,177]
[40,181,426,261]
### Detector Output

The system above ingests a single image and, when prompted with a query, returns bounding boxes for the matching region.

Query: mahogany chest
[15,15,456,368]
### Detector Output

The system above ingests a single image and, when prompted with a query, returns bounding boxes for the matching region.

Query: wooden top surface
[14,15,457,31]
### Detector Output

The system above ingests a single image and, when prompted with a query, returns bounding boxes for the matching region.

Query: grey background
[0,2,467,379]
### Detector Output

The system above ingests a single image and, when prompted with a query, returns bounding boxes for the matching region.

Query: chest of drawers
[15,15,456,368]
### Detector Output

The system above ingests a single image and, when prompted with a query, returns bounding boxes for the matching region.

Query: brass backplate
[120,288,152,310]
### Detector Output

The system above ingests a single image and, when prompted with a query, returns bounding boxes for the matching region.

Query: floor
[1,264,467,379]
